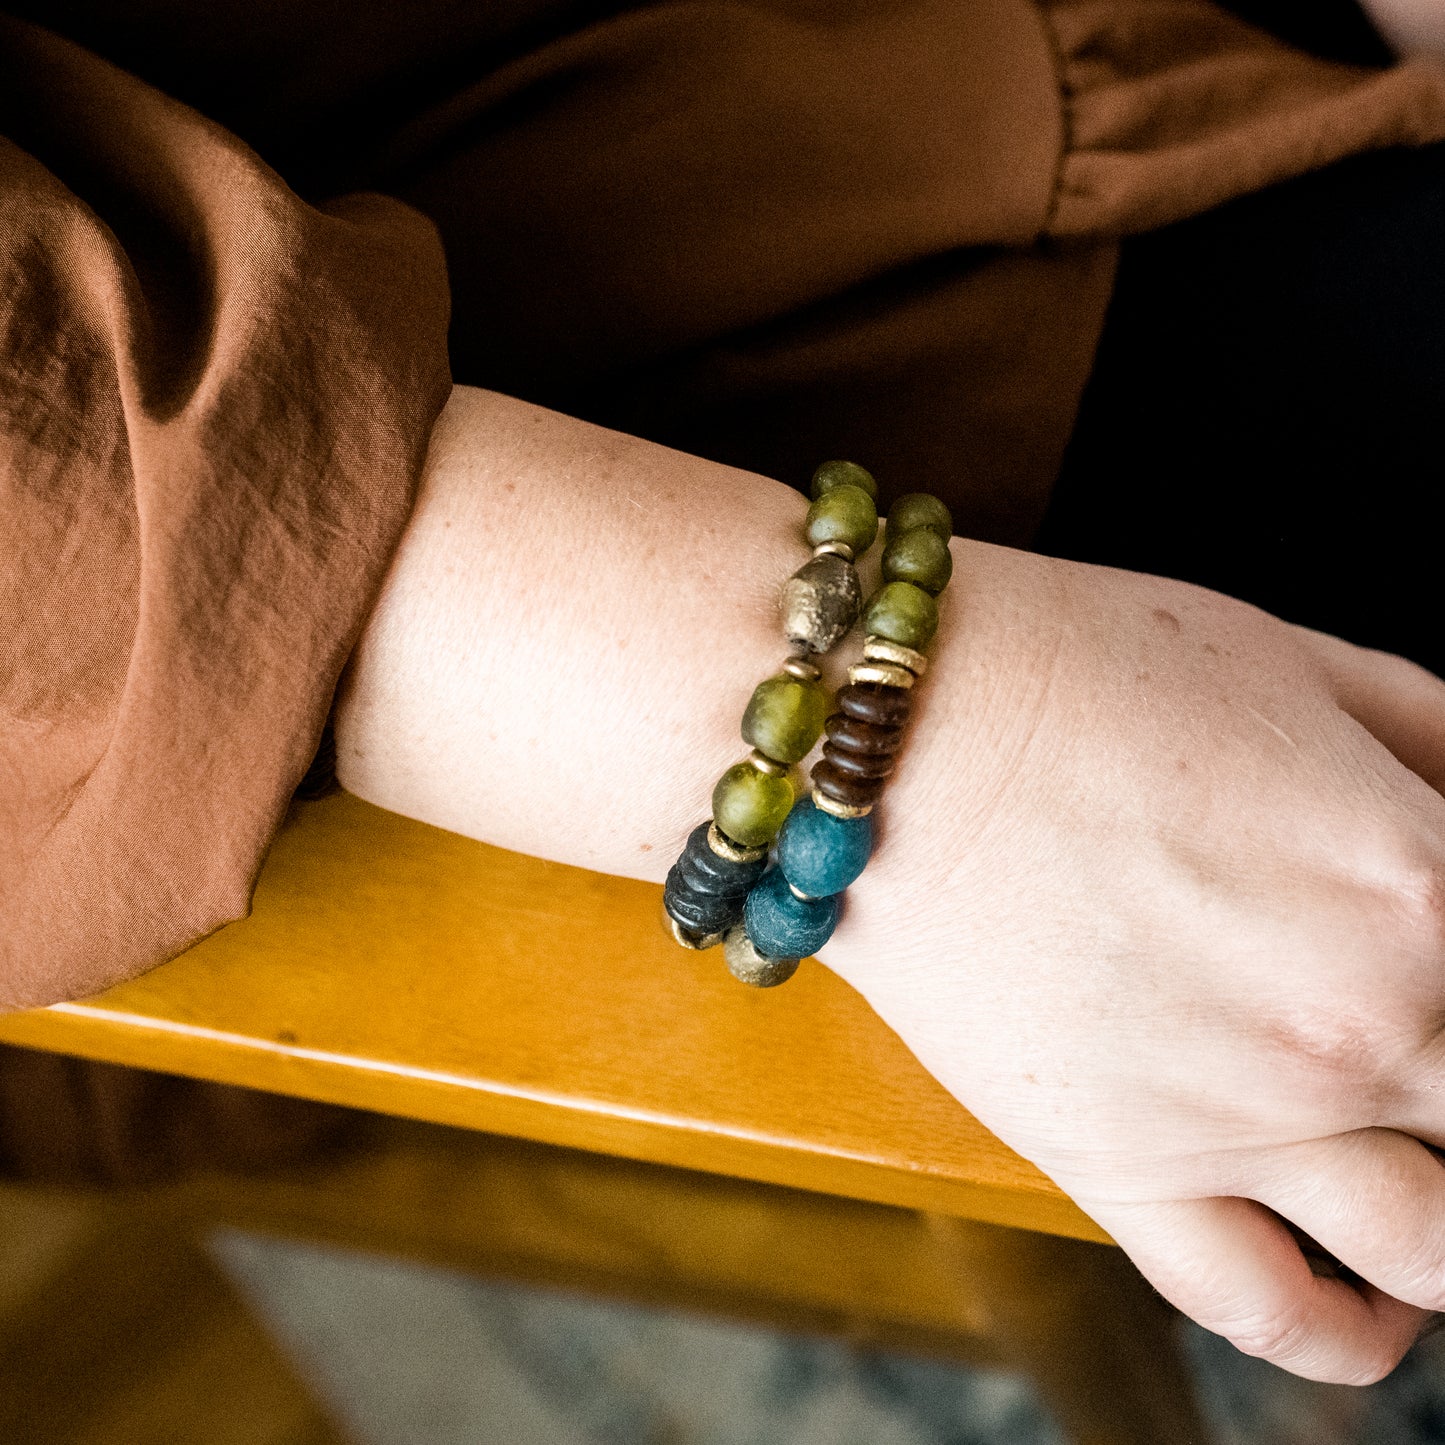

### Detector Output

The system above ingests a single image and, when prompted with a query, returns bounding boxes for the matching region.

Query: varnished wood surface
[0,793,1103,1242]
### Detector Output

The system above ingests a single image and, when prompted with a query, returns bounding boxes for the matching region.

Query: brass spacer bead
[787,881,819,902]
[863,635,929,677]
[848,661,915,690]
[811,540,855,563]
[747,748,791,777]
[707,821,768,864]
[666,913,727,952]
[781,653,823,683]
[811,788,873,819]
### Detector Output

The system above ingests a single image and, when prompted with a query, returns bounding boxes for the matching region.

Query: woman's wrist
[335,385,833,881]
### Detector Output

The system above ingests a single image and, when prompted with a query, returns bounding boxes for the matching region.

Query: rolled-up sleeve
[0,15,451,1009]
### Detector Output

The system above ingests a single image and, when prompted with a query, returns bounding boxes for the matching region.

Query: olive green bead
[881,527,953,595]
[864,581,939,648]
[712,762,796,849]
[886,492,953,542]
[810,460,878,502]
[741,675,830,765]
[805,485,878,555]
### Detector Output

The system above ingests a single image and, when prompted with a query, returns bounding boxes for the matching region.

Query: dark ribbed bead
[664,867,745,934]
[836,681,911,729]
[824,714,903,757]
[821,743,895,781]
[679,822,766,893]
[811,759,887,808]
[678,852,764,901]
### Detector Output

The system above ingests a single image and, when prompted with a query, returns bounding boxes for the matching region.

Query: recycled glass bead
[885,493,953,542]
[712,761,795,849]
[864,581,938,649]
[741,675,829,764]
[744,866,841,959]
[881,527,953,596]
[776,796,873,899]
[675,822,767,898]
[663,867,742,935]
[810,460,878,502]
[804,485,878,555]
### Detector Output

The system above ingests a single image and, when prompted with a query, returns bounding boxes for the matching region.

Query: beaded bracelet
[664,462,953,987]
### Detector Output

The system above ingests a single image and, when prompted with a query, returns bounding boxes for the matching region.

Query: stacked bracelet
[663,461,881,964]
[665,462,953,988]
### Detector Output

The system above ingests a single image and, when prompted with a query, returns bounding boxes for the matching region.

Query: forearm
[335,385,889,882]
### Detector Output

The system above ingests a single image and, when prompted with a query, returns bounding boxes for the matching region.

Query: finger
[1293,624,1445,794]
[1090,1194,1427,1384]
[1256,1129,1445,1311]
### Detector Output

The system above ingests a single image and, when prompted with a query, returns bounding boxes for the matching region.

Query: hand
[823,540,1445,1383]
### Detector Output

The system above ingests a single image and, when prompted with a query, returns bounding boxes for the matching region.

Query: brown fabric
[0,16,451,1010]
[3,1,1445,1176]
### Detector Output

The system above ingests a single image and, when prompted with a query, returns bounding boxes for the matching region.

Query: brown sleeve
[377,0,1445,548]
[0,16,451,1009]
[1040,0,1445,238]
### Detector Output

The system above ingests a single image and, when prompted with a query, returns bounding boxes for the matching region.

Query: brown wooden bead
[836,682,911,730]
[824,714,903,758]
[811,758,887,808]
[821,743,895,781]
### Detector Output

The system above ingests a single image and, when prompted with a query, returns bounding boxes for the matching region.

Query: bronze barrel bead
[836,681,912,730]
[820,742,895,780]
[811,758,888,809]
[824,714,903,758]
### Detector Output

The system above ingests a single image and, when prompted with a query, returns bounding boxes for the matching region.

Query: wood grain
[0,793,1103,1242]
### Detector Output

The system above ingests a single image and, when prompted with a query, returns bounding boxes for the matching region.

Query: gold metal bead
[811,540,855,563]
[863,635,928,677]
[781,654,822,683]
[723,924,801,988]
[666,913,727,951]
[781,553,863,654]
[811,788,873,819]
[747,748,791,777]
[707,822,768,864]
[847,661,915,690]
[787,881,818,902]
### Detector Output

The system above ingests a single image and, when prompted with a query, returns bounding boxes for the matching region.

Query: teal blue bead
[777,796,873,899]
[744,866,840,959]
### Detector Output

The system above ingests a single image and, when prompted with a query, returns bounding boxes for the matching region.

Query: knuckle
[1225,1307,1402,1385]
[1375,861,1445,960]
[1225,1303,1315,1364]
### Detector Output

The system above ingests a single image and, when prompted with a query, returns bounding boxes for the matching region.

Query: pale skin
[338,384,1445,1384]
[1361,0,1445,57]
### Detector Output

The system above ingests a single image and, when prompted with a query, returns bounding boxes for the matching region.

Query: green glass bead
[881,527,953,595]
[741,675,829,764]
[864,581,939,648]
[886,492,953,542]
[810,460,878,502]
[805,485,878,555]
[712,761,796,849]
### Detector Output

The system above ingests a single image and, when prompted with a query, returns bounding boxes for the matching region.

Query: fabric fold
[0,16,451,1009]
[1039,0,1445,236]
